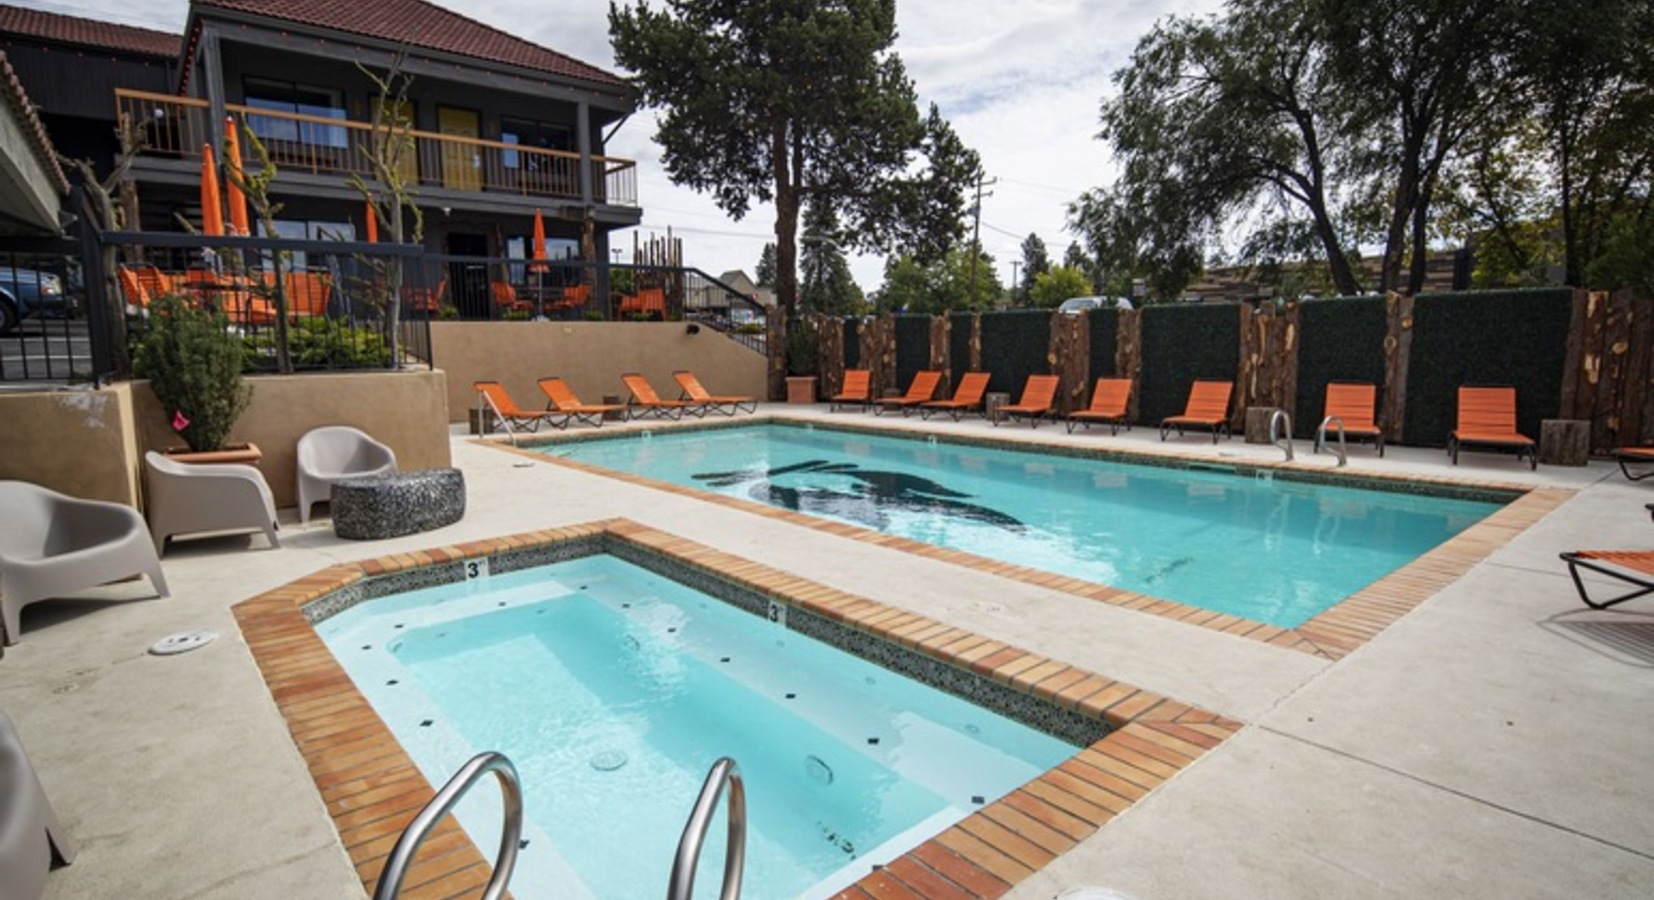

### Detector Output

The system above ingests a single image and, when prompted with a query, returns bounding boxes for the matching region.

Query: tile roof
[0,51,69,198]
[194,0,625,89]
[0,4,180,58]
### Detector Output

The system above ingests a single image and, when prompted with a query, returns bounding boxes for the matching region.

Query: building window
[500,117,573,168]
[244,78,348,149]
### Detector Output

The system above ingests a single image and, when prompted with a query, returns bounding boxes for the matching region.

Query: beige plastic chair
[0,711,77,899]
[295,426,397,524]
[144,452,280,555]
[0,481,169,645]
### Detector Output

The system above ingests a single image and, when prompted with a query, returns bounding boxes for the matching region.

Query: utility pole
[966,173,996,309]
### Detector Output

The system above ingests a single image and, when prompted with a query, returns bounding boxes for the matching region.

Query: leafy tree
[875,255,929,313]
[800,199,865,314]
[1029,265,1093,308]
[1071,183,1202,301]
[874,245,999,313]
[755,243,777,287]
[1017,233,1050,303]
[610,0,982,315]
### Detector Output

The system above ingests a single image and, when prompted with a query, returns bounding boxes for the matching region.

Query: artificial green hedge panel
[894,315,930,389]
[1138,303,1241,424]
[841,318,860,369]
[1401,288,1573,446]
[1292,296,1388,439]
[1086,309,1119,382]
[948,312,973,385]
[979,311,1052,396]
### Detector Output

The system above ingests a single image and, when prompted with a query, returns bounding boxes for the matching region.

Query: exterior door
[438,106,482,191]
[378,99,419,188]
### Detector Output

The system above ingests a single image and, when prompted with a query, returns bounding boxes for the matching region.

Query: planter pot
[163,442,262,466]
[785,376,818,404]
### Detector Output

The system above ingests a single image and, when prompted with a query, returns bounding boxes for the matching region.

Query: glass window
[500,117,573,170]
[244,78,347,149]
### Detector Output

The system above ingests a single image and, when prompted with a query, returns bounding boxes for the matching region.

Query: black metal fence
[0,238,92,384]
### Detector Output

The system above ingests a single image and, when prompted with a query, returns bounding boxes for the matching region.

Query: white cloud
[36,0,1226,289]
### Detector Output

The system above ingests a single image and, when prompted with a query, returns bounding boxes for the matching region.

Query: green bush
[980,310,1051,395]
[1138,303,1240,423]
[133,295,252,453]
[894,314,930,388]
[1087,307,1119,381]
[948,312,973,384]
[786,319,818,376]
[1293,296,1388,438]
[243,319,392,371]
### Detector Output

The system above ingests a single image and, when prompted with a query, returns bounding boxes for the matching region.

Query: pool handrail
[667,756,746,900]
[370,751,523,900]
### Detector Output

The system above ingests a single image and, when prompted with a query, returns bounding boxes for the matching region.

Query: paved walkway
[3,407,1650,899]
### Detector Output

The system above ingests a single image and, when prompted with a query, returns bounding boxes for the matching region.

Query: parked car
[0,267,69,335]
[1057,296,1133,315]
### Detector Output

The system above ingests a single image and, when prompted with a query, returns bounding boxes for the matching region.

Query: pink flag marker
[172,411,191,432]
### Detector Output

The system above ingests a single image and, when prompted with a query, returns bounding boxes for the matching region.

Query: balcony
[116,89,638,209]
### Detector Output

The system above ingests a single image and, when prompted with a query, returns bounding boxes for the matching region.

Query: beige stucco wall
[0,383,143,506]
[430,321,768,423]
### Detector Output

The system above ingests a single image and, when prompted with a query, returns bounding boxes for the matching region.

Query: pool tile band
[236,520,1239,899]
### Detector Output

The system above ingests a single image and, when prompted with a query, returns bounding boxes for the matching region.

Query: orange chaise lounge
[1449,385,1535,469]
[621,372,701,420]
[537,377,627,427]
[1067,377,1132,435]
[920,372,991,421]
[474,381,569,433]
[673,370,756,415]
[829,369,872,412]
[1315,381,1384,456]
[1160,380,1234,442]
[996,374,1061,427]
[874,370,942,416]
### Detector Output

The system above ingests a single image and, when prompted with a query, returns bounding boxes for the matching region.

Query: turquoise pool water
[318,556,1075,900]
[547,424,1503,628]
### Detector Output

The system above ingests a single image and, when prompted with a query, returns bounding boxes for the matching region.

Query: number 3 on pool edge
[465,558,490,581]
[766,600,787,627]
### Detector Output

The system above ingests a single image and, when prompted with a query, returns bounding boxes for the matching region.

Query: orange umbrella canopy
[223,118,250,236]
[364,199,378,243]
[199,144,223,237]
[531,209,548,270]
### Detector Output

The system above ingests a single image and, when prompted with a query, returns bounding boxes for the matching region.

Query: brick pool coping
[233,519,1241,900]
[499,416,1570,660]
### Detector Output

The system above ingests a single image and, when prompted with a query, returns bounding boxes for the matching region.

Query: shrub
[133,295,252,452]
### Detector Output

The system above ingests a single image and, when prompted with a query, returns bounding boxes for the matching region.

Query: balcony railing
[116,89,638,208]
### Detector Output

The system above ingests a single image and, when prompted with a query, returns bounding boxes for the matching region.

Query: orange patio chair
[117,266,151,313]
[873,370,942,416]
[1160,380,1234,443]
[829,369,872,412]
[673,370,756,415]
[621,372,702,420]
[1449,385,1535,469]
[554,283,591,310]
[1560,549,1654,609]
[537,376,627,427]
[920,372,991,421]
[1614,446,1654,481]
[401,275,447,317]
[1315,381,1384,457]
[1067,377,1132,435]
[473,381,569,433]
[283,270,333,318]
[490,280,532,317]
[996,374,1061,428]
[131,265,178,301]
[619,287,667,318]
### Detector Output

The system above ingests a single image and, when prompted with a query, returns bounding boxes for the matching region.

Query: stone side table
[1539,419,1591,466]
[984,392,1011,424]
[332,468,466,540]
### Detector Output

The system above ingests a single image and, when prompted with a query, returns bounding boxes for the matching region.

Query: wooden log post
[969,314,983,373]
[863,315,895,397]
[1626,290,1654,448]
[1115,309,1142,423]
[816,314,844,396]
[1381,292,1415,445]
[1539,419,1591,466]
[767,307,788,401]
[1051,310,1089,414]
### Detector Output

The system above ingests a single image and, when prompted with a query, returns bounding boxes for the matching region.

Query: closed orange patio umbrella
[364,199,378,243]
[223,118,250,236]
[199,144,223,237]
[531,209,548,269]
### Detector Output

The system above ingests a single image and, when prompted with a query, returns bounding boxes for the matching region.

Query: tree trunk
[772,124,799,317]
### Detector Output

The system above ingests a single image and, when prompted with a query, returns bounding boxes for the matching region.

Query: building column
[577,101,593,206]
[201,28,226,161]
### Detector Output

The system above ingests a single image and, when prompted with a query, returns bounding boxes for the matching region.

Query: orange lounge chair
[1560,549,1654,609]
[401,275,447,317]
[1315,381,1384,457]
[619,287,667,318]
[673,370,755,415]
[1613,447,1654,481]
[920,372,991,421]
[1450,385,1535,469]
[117,266,152,314]
[473,381,569,433]
[1067,377,1132,434]
[283,270,333,318]
[621,373,702,420]
[874,370,942,416]
[829,369,872,412]
[538,376,627,427]
[1160,380,1234,443]
[997,374,1061,428]
[491,280,532,317]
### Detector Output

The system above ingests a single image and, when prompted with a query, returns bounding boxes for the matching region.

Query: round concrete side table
[331,468,465,540]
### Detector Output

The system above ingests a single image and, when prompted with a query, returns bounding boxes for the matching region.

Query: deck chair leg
[1621,457,1654,481]
[1563,554,1654,609]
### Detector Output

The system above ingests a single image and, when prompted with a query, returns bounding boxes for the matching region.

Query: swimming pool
[545,424,1504,628]
[318,554,1077,900]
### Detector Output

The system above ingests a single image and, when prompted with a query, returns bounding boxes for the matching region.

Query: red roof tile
[0,50,68,198]
[195,0,625,89]
[0,4,180,58]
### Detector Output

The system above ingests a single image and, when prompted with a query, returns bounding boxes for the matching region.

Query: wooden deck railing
[116,89,638,207]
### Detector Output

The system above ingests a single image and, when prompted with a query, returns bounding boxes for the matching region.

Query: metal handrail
[1315,415,1350,468]
[667,757,747,900]
[371,752,523,900]
[1268,409,1295,462]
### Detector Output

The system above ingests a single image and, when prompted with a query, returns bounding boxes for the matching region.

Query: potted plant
[134,294,256,460]
[785,317,818,403]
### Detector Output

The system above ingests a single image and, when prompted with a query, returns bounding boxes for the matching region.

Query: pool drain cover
[591,750,628,771]
[149,630,218,656]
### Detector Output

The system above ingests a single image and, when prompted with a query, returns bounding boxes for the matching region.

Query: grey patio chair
[0,481,169,645]
[143,452,280,556]
[0,711,78,900]
[295,426,397,524]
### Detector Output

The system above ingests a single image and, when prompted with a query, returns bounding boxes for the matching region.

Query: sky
[38,0,1227,290]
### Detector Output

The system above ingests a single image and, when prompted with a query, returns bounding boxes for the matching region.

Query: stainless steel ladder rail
[1268,409,1295,462]
[1314,415,1350,468]
[477,393,520,448]
[667,757,747,900]
[372,752,523,900]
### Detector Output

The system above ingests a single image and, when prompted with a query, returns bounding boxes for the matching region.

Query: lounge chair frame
[673,371,756,415]
[1560,551,1654,609]
[996,374,1061,428]
[920,372,992,421]
[1448,384,1536,470]
[1615,448,1654,481]
[473,381,569,434]
[538,377,627,428]
[1160,380,1234,443]
[1314,381,1385,457]
[874,370,942,417]
[1067,377,1132,435]
[621,373,701,421]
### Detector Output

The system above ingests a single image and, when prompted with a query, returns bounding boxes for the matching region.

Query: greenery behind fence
[1139,304,1240,423]
[948,312,973,385]
[980,311,1052,397]
[894,315,930,388]
[1087,307,1120,381]
[1293,296,1388,439]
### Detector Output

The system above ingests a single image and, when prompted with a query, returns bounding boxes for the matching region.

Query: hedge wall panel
[1139,303,1241,424]
[979,310,1052,396]
[1292,296,1388,439]
[1402,288,1572,446]
[949,312,973,385]
[894,315,930,390]
[841,318,861,370]
[1087,309,1119,381]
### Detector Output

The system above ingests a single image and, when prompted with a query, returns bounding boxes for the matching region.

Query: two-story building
[1,0,641,316]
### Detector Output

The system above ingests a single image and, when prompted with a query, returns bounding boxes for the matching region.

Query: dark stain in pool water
[693,459,1024,532]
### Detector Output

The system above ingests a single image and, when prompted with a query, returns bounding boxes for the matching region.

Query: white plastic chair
[0,711,78,899]
[143,452,280,555]
[295,426,397,524]
[0,481,169,645]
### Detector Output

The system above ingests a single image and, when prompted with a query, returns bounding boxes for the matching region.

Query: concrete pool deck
[3,405,1652,899]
